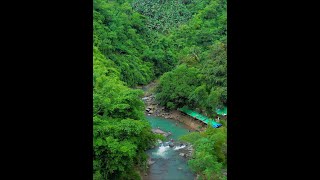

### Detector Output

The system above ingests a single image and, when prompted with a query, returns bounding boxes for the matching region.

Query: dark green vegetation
[94,0,227,179]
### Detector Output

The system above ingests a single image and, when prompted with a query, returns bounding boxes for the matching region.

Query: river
[144,115,196,180]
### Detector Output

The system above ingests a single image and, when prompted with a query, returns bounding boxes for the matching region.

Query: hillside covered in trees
[93,0,227,179]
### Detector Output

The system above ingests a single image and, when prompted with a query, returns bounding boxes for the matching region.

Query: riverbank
[143,94,207,132]
[142,115,196,180]
[139,82,200,180]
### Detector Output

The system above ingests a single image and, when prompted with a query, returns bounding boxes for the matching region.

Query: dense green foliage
[94,0,153,87]
[93,46,160,179]
[152,0,227,179]
[131,0,193,33]
[180,127,227,180]
[94,0,177,86]
[155,0,227,115]
[94,0,227,179]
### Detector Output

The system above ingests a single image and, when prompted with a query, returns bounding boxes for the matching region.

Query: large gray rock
[151,129,170,137]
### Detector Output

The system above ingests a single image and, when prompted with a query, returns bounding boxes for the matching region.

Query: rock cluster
[143,95,167,117]
[175,143,194,158]
[185,145,194,158]
[151,128,171,137]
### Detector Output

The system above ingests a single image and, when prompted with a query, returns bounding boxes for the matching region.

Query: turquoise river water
[145,115,195,180]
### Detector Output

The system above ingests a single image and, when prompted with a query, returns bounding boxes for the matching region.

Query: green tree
[93,46,157,179]
[156,64,200,109]
[93,0,227,179]
[180,127,227,179]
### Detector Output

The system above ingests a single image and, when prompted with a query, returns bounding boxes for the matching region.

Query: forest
[93,0,227,179]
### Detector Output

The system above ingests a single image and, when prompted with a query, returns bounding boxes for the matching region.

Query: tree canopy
[93,46,159,179]
[93,0,227,179]
[180,126,227,180]
[155,0,227,114]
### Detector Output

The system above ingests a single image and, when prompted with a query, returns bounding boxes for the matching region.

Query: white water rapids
[153,144,170,157]
[173,145,186,150]
[153,142,187,158]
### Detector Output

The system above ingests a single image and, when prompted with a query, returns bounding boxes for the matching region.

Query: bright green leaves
[93,2,161,177]
[155,39,227,113]
[189,85,209,110]
[95,138,103,146]
[156,64,200,109]
[93,135,137,178]
[152,0,227,113]
[93,43,157,179]
[93,118,157,179]
[93,46,145,120]
[180,127,227,179]
[94,0,156,87]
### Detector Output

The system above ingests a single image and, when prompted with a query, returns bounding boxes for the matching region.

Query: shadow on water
[145,116,195,180]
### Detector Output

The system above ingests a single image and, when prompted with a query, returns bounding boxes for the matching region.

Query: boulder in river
[179,153,185,157]
[151,128,171,137]
[148,159,155,165]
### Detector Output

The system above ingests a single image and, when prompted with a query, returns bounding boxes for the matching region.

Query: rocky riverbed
[139,82,201,180]
[143,94,207,131]
[142,115,197,180]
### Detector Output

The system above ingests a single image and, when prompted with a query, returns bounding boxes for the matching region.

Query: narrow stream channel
[144,115,195,180]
